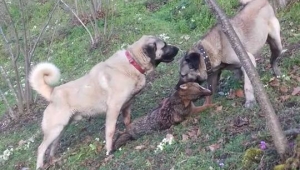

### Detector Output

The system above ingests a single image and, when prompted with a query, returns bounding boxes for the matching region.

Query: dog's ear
[143,43,157,60]
[185,52,200,70]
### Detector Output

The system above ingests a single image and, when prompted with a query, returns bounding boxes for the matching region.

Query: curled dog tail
[29,62,60,101]
[113,132,134,151]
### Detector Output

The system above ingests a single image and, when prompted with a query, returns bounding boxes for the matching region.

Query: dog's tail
[113,132,134,151]
[239,0,266,5]
[29,62,60,101]
[240,0,268,9]
[238,0,269,18]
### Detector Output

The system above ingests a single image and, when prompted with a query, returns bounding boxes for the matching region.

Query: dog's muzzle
[160,46,179,63]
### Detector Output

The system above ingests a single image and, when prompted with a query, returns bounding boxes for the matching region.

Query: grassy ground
[0,0,300,169]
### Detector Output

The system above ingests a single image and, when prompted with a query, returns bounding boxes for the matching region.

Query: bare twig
[205,0,288,157]
[1,1,24,115]
[46,26,58,61]
[89,0,100,39]
[0,66,18,101]
[1,0,21,62]
[0,26,15,60]
[74,0,79,14]
[0,88,16,120]
[18,0,31,111]
[29,0,60,62]
[60,0,95,45]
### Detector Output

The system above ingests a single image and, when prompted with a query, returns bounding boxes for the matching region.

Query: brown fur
[30,35,179,169]
[112,82,213,150]
[177,0,284,108]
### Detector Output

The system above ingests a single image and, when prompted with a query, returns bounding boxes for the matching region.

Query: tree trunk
[205,0,289,158]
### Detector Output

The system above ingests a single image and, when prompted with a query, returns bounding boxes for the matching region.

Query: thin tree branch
[205,0,288,157]
[0,26,14,57]
[18,0,31,111]
[0,66,18,101]
[0,88,16,120]
[46,26,57,60]
[89,0,99,39]
[60,0,95,45]
[1,1,24,114]
[1,0,21,62]
[29,0,60,62]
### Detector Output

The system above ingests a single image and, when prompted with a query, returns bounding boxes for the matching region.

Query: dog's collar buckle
[198,45,213,74]
[125,51,146,74]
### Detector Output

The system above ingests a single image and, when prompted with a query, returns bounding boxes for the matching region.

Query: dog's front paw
[244,100,256,109]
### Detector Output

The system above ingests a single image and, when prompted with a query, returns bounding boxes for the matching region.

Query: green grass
[1,0,300,169]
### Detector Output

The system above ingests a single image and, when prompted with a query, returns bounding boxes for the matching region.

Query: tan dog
[30,35,179,169]
[112,82,212,151]
[177,0,285,108]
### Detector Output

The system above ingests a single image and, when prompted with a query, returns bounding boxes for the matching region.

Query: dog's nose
[172,46,179,54]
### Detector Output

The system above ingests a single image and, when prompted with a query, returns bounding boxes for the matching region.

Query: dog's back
[230,0,276,54]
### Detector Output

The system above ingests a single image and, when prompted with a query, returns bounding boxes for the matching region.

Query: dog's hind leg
[48,132,63,163]
[268,17,284,77]
[36,125,64,169]
[122,104,131,128]
[242,52,257,108]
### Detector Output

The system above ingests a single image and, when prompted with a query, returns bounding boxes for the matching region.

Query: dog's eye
[153,42,157,51]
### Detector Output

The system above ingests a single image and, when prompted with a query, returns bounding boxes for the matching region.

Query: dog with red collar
[30,35,179,169]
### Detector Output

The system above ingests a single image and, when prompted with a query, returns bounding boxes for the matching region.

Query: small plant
[242,148,263,168]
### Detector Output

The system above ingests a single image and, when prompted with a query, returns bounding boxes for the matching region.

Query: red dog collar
[126,51,145,74]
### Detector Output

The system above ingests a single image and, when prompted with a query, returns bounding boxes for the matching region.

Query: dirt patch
[71,9,106,26]
[0,97,47,133]
[144,0,169,12]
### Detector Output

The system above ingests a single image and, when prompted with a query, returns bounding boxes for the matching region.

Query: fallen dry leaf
[291,86,300,96]
[269,78,280,87]
[197,128,201,137]
[166,134,174,141]
[18,140,26,147]
[135,145,146,150]
[187,127,201,139]
[235,89,244,98]
[182,134,189,142]
[187,130,196,137]
[216,105,223,112]
[279,95,290,102]
[279,86,289,94]
[185,148,193,156]
[233,116,249,127]
[290,74,300,82]
[208,143,220,152]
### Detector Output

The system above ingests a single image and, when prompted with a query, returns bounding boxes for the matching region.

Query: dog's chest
[132,76,146,95]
